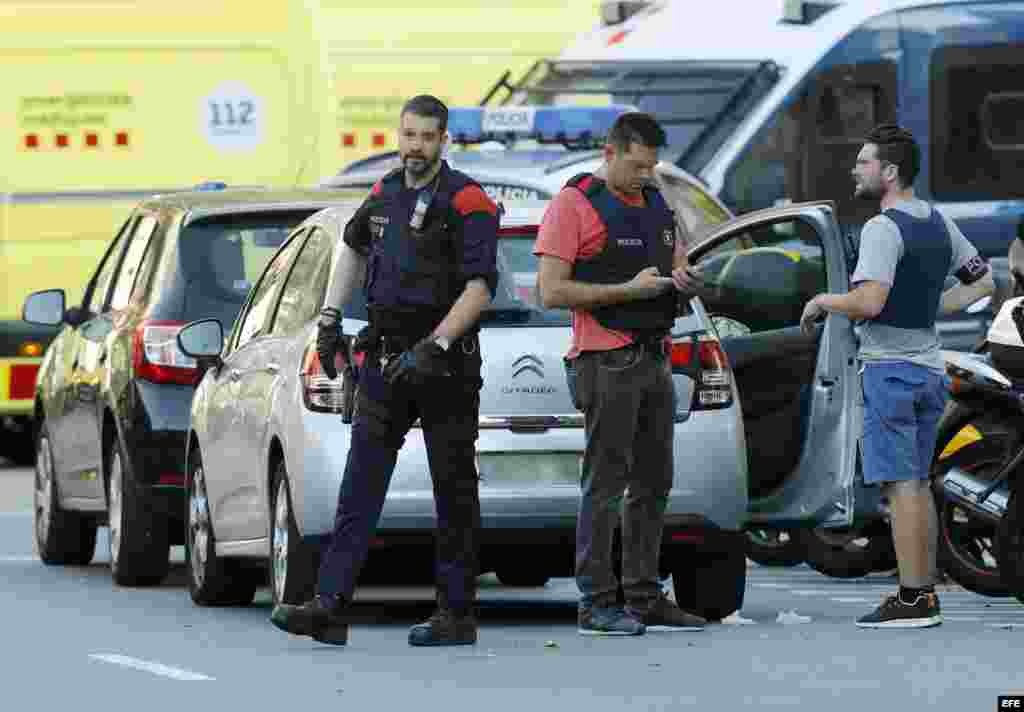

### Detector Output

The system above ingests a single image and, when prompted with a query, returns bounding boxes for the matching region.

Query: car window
[234,236,302,348]
[109,215,158,310]
[654,170,731,248]
[694,218,826,333]
[177,210,314,331]
[272,227,334,335]
[82,218,134,314]
[483,233,569,327]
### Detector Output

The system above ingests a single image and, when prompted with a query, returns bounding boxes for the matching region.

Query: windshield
[505,60,780,174]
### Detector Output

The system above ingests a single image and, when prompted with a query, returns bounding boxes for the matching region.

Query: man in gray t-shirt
[799,124,994,630]
[853,198,989,371]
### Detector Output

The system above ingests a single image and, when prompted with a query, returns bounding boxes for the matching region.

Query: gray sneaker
[629,593,706,632]
[578,606,646,636]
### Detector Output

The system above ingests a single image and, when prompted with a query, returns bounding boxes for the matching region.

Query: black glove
[382,338,450,386]
[316,307,347,380]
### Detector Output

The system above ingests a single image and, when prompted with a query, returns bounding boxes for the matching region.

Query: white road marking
[944,616,985,622]
[0,556,37,563]
[89,654,214,681]
[752,583,789,589]
[791,590,829,596]
[830,597,871,603]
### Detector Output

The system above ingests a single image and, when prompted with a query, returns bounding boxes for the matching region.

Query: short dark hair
[865,123,920,188]
[608,112,667,153]
[401,94,448,133]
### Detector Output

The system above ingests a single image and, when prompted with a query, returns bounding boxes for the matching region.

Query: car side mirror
[22,289,66,326]
[177,319,224,373]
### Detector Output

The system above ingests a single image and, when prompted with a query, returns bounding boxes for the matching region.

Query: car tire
[795,522,894,579]
[269,460,318,607]
[744,527,805,567]
[107,435,170,587]
[669,530,746,622]
[34,422,97,566]
[997,485,1024,605]
[185,446,257,606]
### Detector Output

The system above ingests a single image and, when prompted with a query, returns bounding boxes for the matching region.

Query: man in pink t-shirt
[534,112,706,636]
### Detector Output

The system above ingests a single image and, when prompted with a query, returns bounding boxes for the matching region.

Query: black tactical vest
[568,173,677,335]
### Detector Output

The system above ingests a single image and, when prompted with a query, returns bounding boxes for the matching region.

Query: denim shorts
[861,361,947,486]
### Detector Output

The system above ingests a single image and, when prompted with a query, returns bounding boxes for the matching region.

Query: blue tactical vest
[873,206,953,329]
[567,174,678,335]
[363,163,479,334]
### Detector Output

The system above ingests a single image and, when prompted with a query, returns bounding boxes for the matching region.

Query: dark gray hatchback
[22,187,351,587]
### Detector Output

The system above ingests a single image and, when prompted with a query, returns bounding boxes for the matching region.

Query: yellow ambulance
[0,0,338,462]
[322,0,599,167]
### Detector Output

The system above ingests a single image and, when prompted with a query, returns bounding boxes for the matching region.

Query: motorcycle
[934,294,1024,600]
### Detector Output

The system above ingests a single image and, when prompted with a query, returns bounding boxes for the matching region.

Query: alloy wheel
[189,463,211,590]
[272,478,290,604]
[34,434,53,550]
[108,452,123,565]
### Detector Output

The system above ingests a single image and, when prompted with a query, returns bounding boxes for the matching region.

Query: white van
[487,0,1024,349]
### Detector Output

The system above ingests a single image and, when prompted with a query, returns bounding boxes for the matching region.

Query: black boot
[408,608,477,647]
[270,594,349,645]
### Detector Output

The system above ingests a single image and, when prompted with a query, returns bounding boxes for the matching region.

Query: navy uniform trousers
[316,342,483,614]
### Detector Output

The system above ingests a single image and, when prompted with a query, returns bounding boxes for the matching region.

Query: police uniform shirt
[345,166,500,299]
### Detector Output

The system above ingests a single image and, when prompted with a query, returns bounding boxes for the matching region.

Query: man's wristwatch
[432,335,452,351]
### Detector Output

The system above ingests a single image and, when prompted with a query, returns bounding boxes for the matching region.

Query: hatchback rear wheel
[107,436,169,586]
[186,446,256,606]
[269,460,318,606]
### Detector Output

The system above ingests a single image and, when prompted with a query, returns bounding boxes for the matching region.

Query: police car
[322,105,731,248]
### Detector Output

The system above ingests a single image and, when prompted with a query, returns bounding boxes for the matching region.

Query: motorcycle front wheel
[932,412,1013,598]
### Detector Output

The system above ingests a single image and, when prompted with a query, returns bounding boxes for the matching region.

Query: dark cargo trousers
[316,346,483,615]
[572,341,674,609]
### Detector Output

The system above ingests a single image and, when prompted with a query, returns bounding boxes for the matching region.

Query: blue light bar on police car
[447,105,635,144]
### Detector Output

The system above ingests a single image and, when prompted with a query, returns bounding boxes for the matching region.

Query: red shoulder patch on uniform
[452,184,498,217]
[371,180,383,196]
[575,175,595,192]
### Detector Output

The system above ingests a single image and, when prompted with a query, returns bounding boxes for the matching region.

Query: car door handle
[266,363,280,375]
[229,369,241,382]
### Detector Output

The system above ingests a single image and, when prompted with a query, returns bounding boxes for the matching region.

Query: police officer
[271,95,499,647]
[800,124,994,628]
[534,112,707,636]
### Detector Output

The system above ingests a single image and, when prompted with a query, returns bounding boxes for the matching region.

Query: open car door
[687,201,860,528]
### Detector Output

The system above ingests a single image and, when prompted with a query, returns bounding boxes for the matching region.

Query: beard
[854,180,884,202]
[402,151,440,178]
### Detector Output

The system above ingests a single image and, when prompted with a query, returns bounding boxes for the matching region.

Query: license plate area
[476,451,582,487]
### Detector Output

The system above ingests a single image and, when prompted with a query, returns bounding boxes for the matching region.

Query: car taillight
[670,335,733,410]
[132,320,199,386]
[300,343,351,413]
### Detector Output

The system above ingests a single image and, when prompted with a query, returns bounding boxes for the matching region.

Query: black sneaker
[270,595,349,645]
[629,594,706,632]
[855,592,942,629]
[408,609,477,647]
[578,606,646,636]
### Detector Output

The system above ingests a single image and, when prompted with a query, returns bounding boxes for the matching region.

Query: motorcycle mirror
[966,295,992,314]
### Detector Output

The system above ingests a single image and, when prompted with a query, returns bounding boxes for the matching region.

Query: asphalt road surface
[2,458,1022,711]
